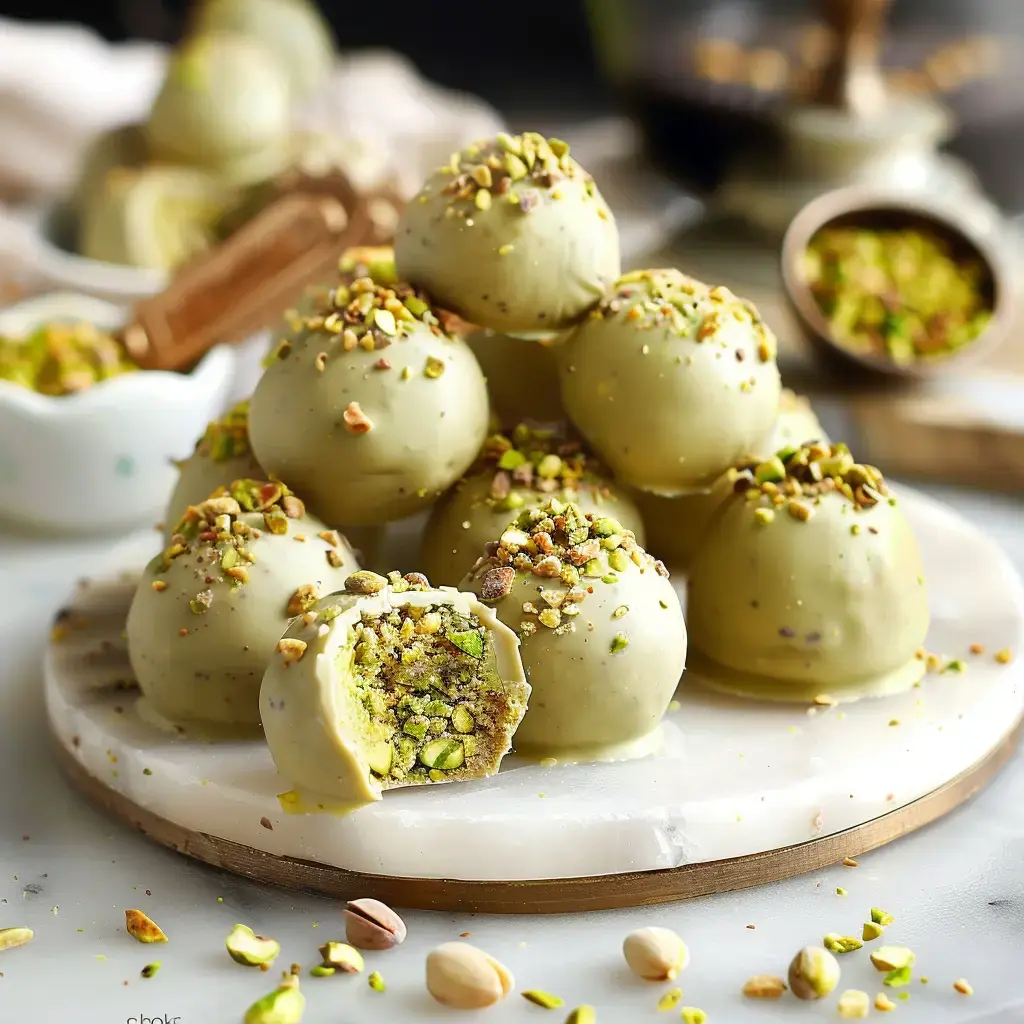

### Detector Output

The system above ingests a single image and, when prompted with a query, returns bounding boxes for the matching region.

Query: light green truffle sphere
[421,425,645,587]
[687,444,930,703]
[461,500,686,761]
[395,132,620,334]
[164,401,263,542]
[467,329,564,426]
[70,122,148,220]
[191,0,335,100]
[560,269,782,495]
[146,33,291,182]
[249,266,489,526]
[637,389,829,571]
[261,572,530,809]
[79,164,235,270]
[127,480,359,726]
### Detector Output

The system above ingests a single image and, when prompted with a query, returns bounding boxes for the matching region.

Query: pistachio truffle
[467,329,564,426]
[261,570,530,807]
[164,401,264,542]
[395,132,620,334]
[560,269,782,495]
[79,164,234,271]
[191,0,335,101]
[145,33,291,186]
[637,390,829,570]
[249,263,489,526]
[421,425,644,587]
[687,444,929,702]
[127,480,358,726]
[70,122,148,220]
[461,499,686,760]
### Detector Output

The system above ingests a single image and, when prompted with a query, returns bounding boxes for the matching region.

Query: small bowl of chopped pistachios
[781,187,1014,380]
[0,291,234,533]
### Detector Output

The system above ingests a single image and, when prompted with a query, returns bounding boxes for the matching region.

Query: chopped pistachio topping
[731,442,888,518]
[225,924,280,967]
[196,400,251,461]
[655,988,682,1012]
[805,225,993,365]
[862,921,885,941]
[125,909,168,943]
[318,941,364,973]
[871,946,915,972]
[589,268,776,359]
[522,990,565,1009]
[681,1009,707,1024]
[0,320,138,396]
[163,480,306,589]
[338,246,399,286]
[243,972,305,1024]
[344,598,520,788]
[824,933,863,954]
[473,498,667,635]
[368,970,385,992]
[141,962,161,979]
[473,425,615,513]
[870,908,895,926]
[429,133,596,218]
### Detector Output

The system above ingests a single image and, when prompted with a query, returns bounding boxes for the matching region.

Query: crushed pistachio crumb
[522,990,564,1009]
[656,988,682,1012]
[196,400,251,462]
[368,970,385,991]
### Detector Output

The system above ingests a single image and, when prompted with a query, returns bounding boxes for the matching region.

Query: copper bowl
[780,186,1016,381]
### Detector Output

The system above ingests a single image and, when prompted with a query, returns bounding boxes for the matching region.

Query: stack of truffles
[127,131,931,812]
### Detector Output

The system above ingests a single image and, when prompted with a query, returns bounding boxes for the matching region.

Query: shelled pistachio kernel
[225,924,280,966]
[863,921,885,941]
[875,992,897,1011]
[425,942,514,1009]
[344,898,407,950]
[838,989,870,1018]
[0,927,33,952]
[310,964,335,978]
[824,933,864,954]
[680,1009,707,1024]
[622,927,689,981]
[319,942,364,973]
[141,962,161,979]
[368,971,385,992]
[656,988,682,1012]
[565,1007,597,1024]
[788,946,841,1000]
[743,975,787,999]
[870,946,915,973]
[125,909,168,943]
[870,908,895,927]
[522,990,564,1009]
[243,972,304,1024]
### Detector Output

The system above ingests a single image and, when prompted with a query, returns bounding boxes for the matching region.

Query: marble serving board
[43,485,1024,899]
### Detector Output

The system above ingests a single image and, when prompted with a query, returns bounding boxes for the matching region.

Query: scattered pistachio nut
[837,989,870,1018]
[862,921,885,942]
[564,1007,596,1024]
[0,927,33,952]
[953,978,973,996]
[425,942,514,1010]
[883,966,913,987]
[125,909,168,943]
[309,965,335,978]
[824,933,864,954]
[656,987,682,1012]
[875,992,896,1011]
[742,974,787,999]
[226,924,280,967]
[680,1009,707,1024]
[870,908,895,926]
[870,946,915,972]
[622,927,689,981]
[318,941,364,973]
[244,971,305,1024]
[788,946,841,1000]
[141,962,161,979]
[523,989,564,1009]
[368,970,385,992]
[344,898,407,950]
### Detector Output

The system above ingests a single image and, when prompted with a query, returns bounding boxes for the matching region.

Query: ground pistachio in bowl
[260,569,530,811]
[419,423,645,587]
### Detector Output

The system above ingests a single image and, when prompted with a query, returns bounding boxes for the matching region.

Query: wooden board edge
[50,714,1022,914]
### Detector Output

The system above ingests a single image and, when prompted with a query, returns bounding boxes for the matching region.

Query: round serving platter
[45,486,1024,913]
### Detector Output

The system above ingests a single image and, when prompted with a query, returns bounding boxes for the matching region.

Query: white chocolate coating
[466,330,564,426]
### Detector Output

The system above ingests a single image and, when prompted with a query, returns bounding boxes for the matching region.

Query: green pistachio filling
[432,132,602,217]
[196,400,251,461]
[590,269,776,361]
[804,226,993,364]
[730,442,889,522]
[160,479,306,590]
[0,321,138,396]
[474,498,668,639]
[327,580,520,787]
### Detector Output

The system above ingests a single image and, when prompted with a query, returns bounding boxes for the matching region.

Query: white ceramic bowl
[0,292,235,534]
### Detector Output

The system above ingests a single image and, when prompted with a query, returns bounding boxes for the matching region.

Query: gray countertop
[1,479,1022,1023]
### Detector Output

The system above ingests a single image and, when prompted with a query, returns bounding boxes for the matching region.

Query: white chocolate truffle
[637,389,829,570]
[127,480,358,726]
[560,269,782,495]
[461,499,686,760]
[261,571,530,808]
[421,425,644,587]
[164,400,263,542]
[466,329,564,426]
[249,266,489,526]
[687,444,930,702]
[395,132,620,334]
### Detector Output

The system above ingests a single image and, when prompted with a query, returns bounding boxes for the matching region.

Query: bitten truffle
[248,259,489,526]
[687,443,930,702]
[261,570,529,808]
[420,425,644,587]
[127,480,358,726]
[560,269,782,495]
[461,499,686,760]
[395,132,620,334]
